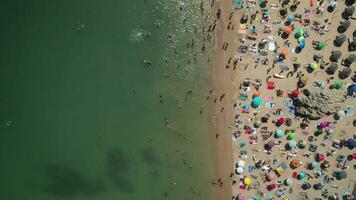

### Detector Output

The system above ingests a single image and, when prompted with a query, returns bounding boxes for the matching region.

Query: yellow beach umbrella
[244,177,251,185]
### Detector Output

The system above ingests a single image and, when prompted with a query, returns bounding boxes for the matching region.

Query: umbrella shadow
[141,148,160,165]
[43,163,105,197]
[106,147,134,193]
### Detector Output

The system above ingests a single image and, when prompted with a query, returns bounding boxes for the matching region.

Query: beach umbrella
[265,140,275,150]
[267,183,276,191]
[243,177,251,185]
[347,84,356,95]
[288,140,297,148]
[279,8,288,17]
[237,194,245,200]
[317,42,325,50]
[295,29,304,37]
[346,138,356,149]
[302,183,311,190]
[287,15,294,22]
[335,171,347,180]
[288,131,297,140]
[314,129,323,136]
[326,63,338,75]
[297,36,305,43]
[321,160,330,169]
[313,183,323,190]
[267,173,275,181]
[319,121,328,129]
[345,54,356,66]
[310,62,319,71]
[309,162,318,169]
[298,140,307,149]
[330,50,342,62]
[349,40,356,51]
[253,90,261,97]
[254,120,262,128]
[339,67,352,79]
[338,20,351,33]
[331,80,344,89]
[345,6,355,17]
[275,166,284,175]
[284,178,293,186]
[290,160,300,169]
[277,117,285,126]
[285,118,292,126]
[297,172,306,180]
[334,34,346,47]
[299,41,305,49]
[337,155,346,163]
[251,96,262,108]
[261,116,269,123]
[280,49,288,56]
[315,153,325,162]
[284,26,292,34]
[292,89,299,97]
[238,160,245,167]
[337,110,346,118]
[236,167,244,174]
[275,130,284,138]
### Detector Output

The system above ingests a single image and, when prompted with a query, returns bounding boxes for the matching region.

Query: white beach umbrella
[236,167,244,174]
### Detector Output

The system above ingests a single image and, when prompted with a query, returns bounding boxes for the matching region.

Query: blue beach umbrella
[299,41,305,48]
[274,130,284,138]
[288,140,297,148]
[251,96,262,108]
[309,162,318,169]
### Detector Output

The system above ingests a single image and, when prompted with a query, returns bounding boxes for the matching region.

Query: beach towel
[265,102,275,108]
[346,106,353,116]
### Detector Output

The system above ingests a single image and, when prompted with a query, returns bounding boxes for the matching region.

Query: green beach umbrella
[296,29,304,37]
[331,80,344,89]
[335,170,347,180]
[288,132,297,140]
[298,36,305,43]
[314,130,323,136]
[254,120,262,128]
[302,183,311,190]
[317,42,325,50]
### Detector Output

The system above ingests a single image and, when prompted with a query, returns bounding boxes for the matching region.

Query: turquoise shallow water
[0,0,215,199]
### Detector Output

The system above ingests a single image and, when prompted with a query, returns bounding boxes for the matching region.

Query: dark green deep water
[0,0,215,199]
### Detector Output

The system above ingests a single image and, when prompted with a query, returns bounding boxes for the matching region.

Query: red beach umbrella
[292,89,299,98]
[277,117,285,126]
[267,183,276,191]
[315,153,325,162]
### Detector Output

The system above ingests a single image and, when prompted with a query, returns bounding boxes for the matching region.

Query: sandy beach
[211,0,356,199]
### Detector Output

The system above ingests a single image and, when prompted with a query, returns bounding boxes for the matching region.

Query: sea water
[0,0,215,199]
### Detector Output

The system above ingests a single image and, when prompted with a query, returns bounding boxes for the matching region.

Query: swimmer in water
[142,58,152,65]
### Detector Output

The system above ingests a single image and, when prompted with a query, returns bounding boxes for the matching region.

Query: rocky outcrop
[293,89,347,120]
